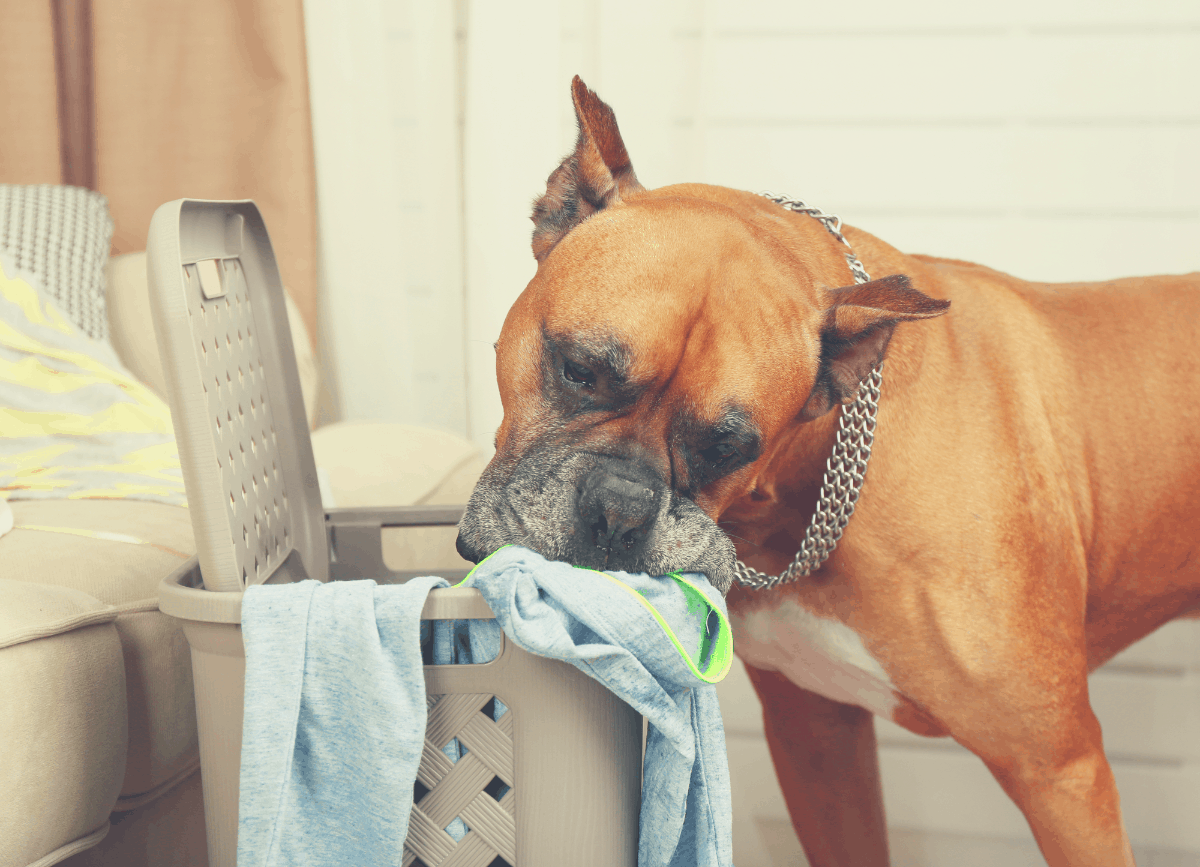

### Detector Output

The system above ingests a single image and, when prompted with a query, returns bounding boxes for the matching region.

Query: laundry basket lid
[148,199,328,591]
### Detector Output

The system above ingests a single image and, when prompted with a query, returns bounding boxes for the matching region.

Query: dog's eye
[563,359,596,387]
[700,443,737,466]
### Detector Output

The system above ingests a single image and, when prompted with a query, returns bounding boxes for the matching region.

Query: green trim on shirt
[456,546,733,683]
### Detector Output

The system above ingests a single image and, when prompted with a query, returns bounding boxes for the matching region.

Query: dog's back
[909,254,1200,660]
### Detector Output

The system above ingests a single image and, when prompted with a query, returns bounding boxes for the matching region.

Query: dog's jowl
[456,76,1200,867]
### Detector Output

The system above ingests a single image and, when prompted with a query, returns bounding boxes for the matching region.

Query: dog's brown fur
[459,77,1200,866]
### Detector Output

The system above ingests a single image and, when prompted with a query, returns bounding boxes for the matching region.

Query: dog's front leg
[963,701,1136,867]
[744,663,890,867]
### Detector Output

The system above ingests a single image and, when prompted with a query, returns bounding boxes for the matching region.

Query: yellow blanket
[0,253,186,506]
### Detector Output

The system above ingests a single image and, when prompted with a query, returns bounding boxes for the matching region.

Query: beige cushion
[0,579,126,867]
[311,421,486,574]
[105,250,320,429]
[0,500,199,806]
[312,421,481,507]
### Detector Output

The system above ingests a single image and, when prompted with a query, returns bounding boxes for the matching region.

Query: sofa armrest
[0,581,127,867]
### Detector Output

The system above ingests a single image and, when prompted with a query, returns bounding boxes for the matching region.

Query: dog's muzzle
[455,448,737,593]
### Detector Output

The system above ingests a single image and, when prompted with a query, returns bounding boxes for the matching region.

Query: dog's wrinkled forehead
[506,204,811,381]
[535,200,785,316]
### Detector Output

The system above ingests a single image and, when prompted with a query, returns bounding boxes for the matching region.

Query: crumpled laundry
[237,545,734,867]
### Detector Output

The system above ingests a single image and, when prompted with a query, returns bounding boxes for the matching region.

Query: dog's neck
[720,242,935,577]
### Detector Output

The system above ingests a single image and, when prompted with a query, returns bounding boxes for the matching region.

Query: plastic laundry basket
[149,199,642,867]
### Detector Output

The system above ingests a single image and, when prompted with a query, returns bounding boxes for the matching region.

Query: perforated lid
[147,200,328,591]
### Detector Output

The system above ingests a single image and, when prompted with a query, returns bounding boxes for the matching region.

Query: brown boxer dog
[455,76,1200,866]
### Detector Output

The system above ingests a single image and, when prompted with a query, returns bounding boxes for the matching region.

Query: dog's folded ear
[531,76,645,261]
[800,274,950,420]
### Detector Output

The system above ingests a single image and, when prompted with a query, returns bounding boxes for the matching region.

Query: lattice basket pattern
[405,693,516,867]
[184,258,294,587]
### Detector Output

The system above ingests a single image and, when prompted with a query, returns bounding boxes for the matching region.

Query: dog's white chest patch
[730,598,900,720]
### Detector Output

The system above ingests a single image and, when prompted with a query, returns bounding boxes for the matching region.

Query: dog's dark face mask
[455,435,743,593]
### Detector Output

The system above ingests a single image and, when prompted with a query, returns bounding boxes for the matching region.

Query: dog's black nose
[576,464,661,566]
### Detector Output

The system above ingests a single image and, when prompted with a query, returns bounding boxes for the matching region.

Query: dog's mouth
[455,449,737,594]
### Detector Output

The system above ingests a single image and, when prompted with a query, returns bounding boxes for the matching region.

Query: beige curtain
[0,4,63,186]
[0,0,318,347]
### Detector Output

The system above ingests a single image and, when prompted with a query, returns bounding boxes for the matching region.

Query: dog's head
[456,77,948,593]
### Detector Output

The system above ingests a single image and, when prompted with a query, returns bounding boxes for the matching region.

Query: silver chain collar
[732,192,882,590]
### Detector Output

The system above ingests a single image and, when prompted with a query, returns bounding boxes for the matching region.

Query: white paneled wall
[306,0,1199,442]
[305,1,1200,863]
[698,21,1200,284]
[305,0,465,433]
[461,0,564,452]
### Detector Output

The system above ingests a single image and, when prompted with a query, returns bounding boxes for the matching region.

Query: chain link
[733,193,882,590]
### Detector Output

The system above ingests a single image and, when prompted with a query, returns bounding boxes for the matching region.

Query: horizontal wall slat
[704,125,1009,213]
[708,35,1199,123]
[875,671,1200,764]
[880,747,1031,838]
[832,215,1200,282]
[881,747,1200,849]
[724,621,1200,749]
[702,126,1199,214]
[1018,34,1200,119]
[709,35,1018,122]
[740,730,1200,849]
[1107,619,1200,670]
[1090,671,1200,762]
[729,734,1200,860]
[1013,127,1200,210]
[710,1,1200,31]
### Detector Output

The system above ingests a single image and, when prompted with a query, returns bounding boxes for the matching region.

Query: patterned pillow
[0,184,114,342]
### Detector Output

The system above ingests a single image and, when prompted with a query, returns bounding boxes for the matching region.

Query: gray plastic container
[150,199,642,867]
